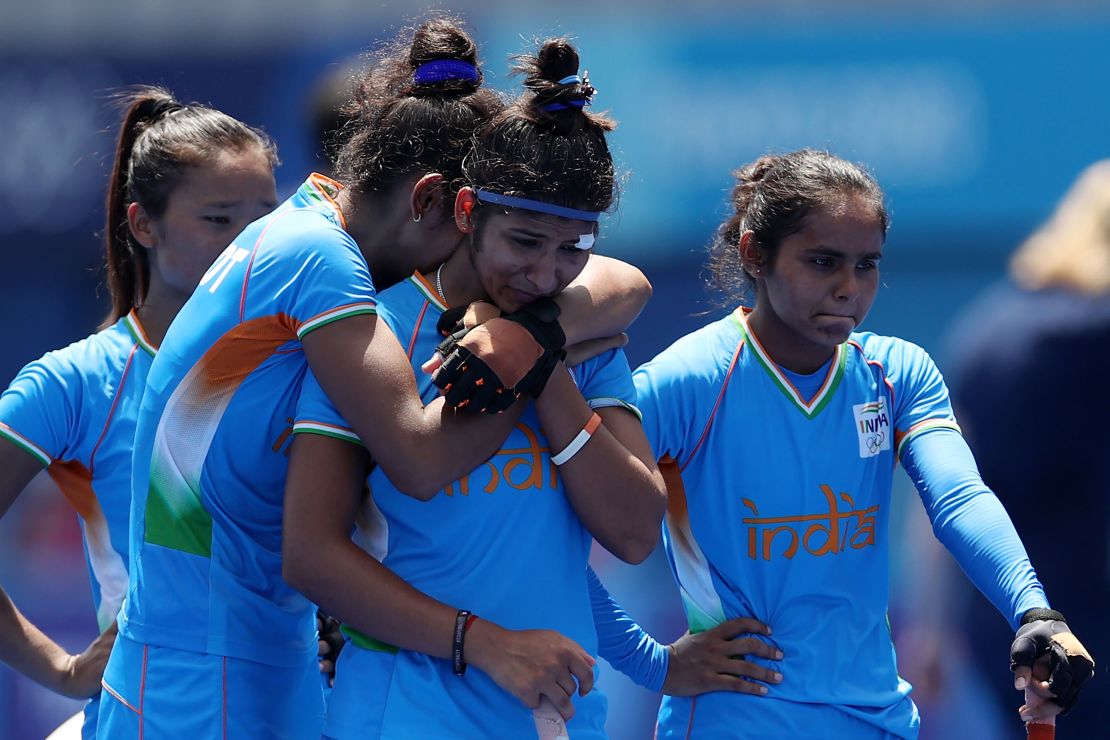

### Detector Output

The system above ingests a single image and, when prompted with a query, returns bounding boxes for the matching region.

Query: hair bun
[535,40,579,83]
[408,17,482,95]
[735,156,779,187]
[519,39,598,121]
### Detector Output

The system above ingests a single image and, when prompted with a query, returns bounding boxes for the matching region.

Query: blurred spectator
[944,160,1110,736]
[304,55,361,176]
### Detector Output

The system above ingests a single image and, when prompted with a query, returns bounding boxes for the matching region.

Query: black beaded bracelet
[1020,607,1067,625]
[452,609,472,675]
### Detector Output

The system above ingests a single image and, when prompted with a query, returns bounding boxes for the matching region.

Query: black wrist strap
[452,609,472,675]
[1020,607,1067,625]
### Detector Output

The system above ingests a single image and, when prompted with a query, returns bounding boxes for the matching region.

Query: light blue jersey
[634,308,1046,739]
[121,174,375,671]
[0,311,156,739]
[98,175,373,740]
[295,273,640,739]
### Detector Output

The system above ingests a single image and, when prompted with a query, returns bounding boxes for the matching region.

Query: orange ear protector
[462,199,474,218]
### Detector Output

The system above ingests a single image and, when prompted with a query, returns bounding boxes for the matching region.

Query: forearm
[587,567,669,691]
[902,429,1049,629]
[283,434,516,677]
[536,368,666,563]
[0,446,80,693]
[0,587,74,693]
[556,255,651,345]
[287,535,461,658]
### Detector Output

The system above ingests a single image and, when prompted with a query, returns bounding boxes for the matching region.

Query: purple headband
[413,59,479,86]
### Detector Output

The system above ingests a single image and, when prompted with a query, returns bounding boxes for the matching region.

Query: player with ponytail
[0,86,277,739]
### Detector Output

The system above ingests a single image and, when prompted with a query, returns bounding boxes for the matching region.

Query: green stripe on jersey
[293,421,362,445]
[733,309,847,419]
[297,305,377,339]
[408,274,447,311]
[123,313,157,357]
[144,474,212,558]
[896,419,963,457]
[0,424,51,466]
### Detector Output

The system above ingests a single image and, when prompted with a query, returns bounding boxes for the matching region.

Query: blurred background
[1,1,1107,737]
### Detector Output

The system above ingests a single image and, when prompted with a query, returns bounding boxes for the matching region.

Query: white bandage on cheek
[574,232,595,250]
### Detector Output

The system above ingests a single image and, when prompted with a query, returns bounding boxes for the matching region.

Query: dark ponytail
[464,38,617,215]
[708,149,889,305]
[334,15,501,199]
[101,86,277,328]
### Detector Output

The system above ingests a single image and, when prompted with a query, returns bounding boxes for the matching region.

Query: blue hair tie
[413,59,479,86]
[541,99,586,113]
[542,72,592,112]
[475,189,602,222]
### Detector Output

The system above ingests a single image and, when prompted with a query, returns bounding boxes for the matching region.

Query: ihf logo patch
[852,398,891,458]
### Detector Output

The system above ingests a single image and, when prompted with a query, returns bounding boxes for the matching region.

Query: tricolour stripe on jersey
[0,421,51,466]
[296,302,378,339]
[302,173,348,230]
[145,314,299,558]
[123,311,157,357]
[895,418,962,457]
[732,308,846,419]
[410,272,449,312]
[661,457,726,633]
[293,421,361,445]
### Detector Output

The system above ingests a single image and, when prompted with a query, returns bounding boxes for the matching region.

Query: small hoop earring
[412,212,422,223]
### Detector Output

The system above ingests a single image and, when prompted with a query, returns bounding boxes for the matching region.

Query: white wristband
[551,413,602,466]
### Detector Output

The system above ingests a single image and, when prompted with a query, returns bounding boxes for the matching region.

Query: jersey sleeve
[587,566,669,692]
[901,428,1049,629]
[292,370,362,447]
[876,338,962,458]
[292,283,426,447]
[633,318,738,465]
[234,212,378,340]
[573,349,640,420]
[0,351,86,466]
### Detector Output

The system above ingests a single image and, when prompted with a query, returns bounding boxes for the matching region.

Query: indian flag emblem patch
[852,398,891,458]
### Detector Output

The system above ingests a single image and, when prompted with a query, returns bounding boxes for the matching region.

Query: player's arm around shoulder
[301,311,523,499]
[556,254,651,346]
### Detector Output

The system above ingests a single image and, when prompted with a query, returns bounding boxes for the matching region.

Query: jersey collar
[124,311,158,357]
[730,307,846,419]
[299,173,347,230]
[409,271,448,312]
